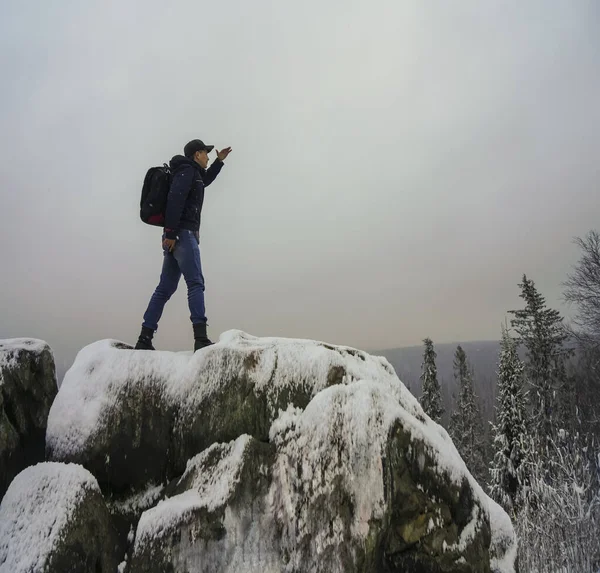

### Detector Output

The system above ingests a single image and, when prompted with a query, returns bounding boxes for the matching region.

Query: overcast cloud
[1,0,599,376]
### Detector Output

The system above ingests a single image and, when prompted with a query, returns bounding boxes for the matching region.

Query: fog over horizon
[1,1,599,378]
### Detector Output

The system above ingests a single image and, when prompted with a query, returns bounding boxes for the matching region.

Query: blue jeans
[142,229,207,331]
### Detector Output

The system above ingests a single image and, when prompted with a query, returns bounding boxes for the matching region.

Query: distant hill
[372,340,503,426]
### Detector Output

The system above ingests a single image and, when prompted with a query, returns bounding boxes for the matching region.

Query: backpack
[140,164,172,226]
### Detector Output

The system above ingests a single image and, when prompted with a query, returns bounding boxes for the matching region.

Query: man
[135,139,232,351]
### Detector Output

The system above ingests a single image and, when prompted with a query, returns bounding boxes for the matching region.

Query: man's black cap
[184,139,214,158]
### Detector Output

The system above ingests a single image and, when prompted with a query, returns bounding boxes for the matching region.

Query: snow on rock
[0,462,118,573]
[130,434,279,573]
[487,497,518,573]
[44,330,517,572]
[268,380,509,572]
[46,330,408,490]
[106,482,166,562]
[0,338,57,501]
[170,329,421,473]
[133,378,515,572]
[110,483,165,517]
[46,338,184,490]
[268,382,402,545]
[139,434,254,530]
[0,339,50,380]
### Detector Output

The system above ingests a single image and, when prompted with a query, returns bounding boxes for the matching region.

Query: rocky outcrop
[128,381,503,573]
[0,339,57,501]
[0,462,118,572]
[130,435,277,573]
[42,330,517,572]
[267,383,494,572]
[46,333,395,491]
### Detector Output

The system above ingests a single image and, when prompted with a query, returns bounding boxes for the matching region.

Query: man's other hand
[216,147,232,162]
[163,238,177,252]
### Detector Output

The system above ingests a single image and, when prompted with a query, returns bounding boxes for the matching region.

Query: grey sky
[1,0,599,377]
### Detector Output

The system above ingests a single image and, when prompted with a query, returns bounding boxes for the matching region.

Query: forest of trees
[417,230,600,572]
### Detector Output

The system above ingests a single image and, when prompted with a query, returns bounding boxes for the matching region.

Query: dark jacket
[164,155,224,240]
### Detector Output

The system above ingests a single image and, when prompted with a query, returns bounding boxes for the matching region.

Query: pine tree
[490,326,532,512]
[450,345,470,443]
[419,338,444,423]
[563,230,600,438]
[449,345,487,484]
[508,274,573,439]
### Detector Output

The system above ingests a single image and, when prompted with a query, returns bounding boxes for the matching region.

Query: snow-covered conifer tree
[509,274,573,439]
[419,338,444,423]
[489,326,531,511]
[450,345,487,484]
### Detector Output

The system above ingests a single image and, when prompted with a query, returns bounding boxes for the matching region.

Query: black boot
[193,322,213,351]
[135,326,155,350]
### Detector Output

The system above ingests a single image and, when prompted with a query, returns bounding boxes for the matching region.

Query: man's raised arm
[204,146,232,187]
